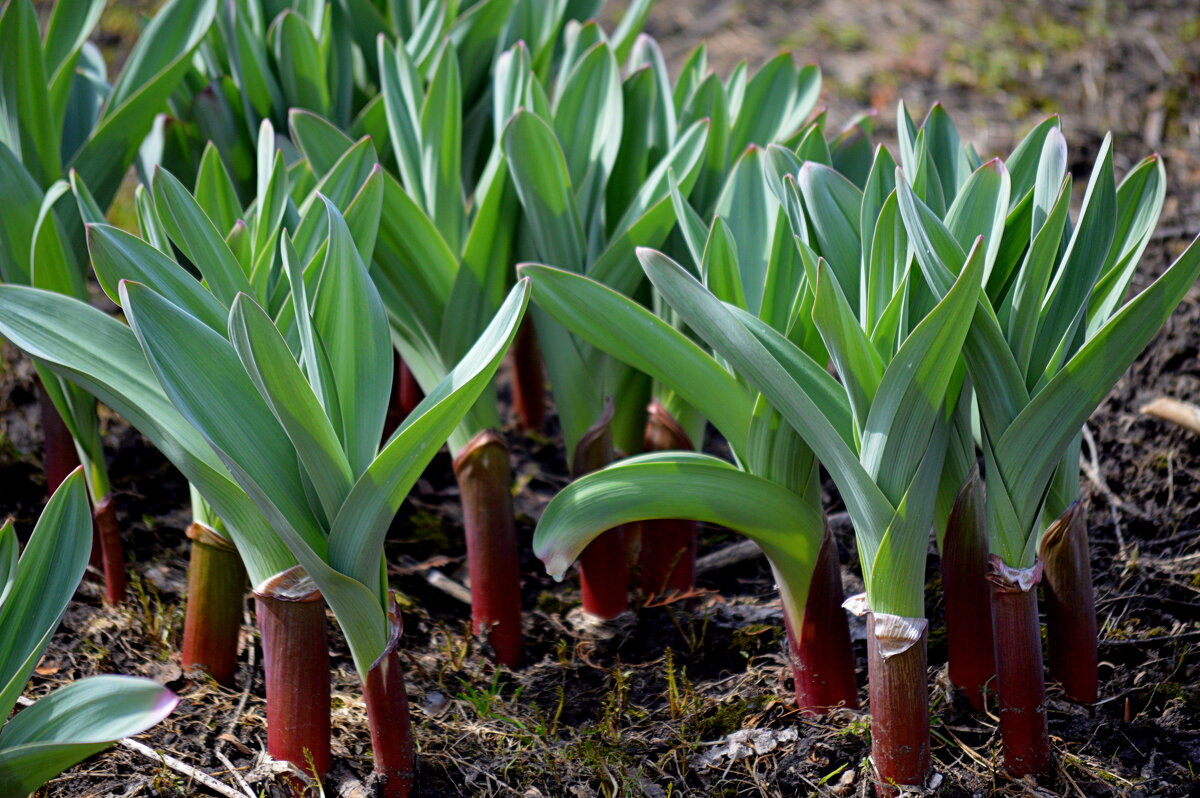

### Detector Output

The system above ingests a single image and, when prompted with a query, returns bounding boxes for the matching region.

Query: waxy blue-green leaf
[194,143,243,237]
[0,471,90,721]
[503,109,586,270]
[639,247,893,541]
[229,293,354,521]
[271,10,329,115]
[0,0,60,188]
[519,263,754,455]
[86,224,227,333]
[797,161,863,308]
[0,675,177,796]
[152,167,254,305]
[378,36,425,200]
[534,451,823,618]
[310,198,392,476]
[420,41,465,252]
[0,286,293,584]
[121,281,326,556]
[329,279,530,590]
[71,0,216,207]
[812,259,883,436]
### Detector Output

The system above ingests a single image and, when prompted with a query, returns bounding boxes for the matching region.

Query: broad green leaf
[152,167,253,305]
[798,161,862,307]
[420,41,465,251]
[121,281,325,556]
[0,471,90,721]
[86,224,227,332]
[0,0,60,187]
[996,234,1200,551]
[520,263,754,454]
[72,0,216,208]
[229,294,354,520]
[639,248,893,540]
[534,451,823,621]
[503,110,586,270]
[0,676,177,796]
[0,286,293,584]
[812,258,883,434]
[271,10,329,115]
[328,279,530,590]
[310,198,393,475]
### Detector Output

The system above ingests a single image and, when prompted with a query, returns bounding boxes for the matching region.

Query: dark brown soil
[7,1,1200,796]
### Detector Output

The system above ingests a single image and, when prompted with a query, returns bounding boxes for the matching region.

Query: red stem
[572,400,628,619]
[988,556,1052,779]
[866,613,930,796]
[452,430,523,667]
[181,523,246,686]
[362,605,415,798]
[510,317,545,432]
[92,495,126,604]
[384,353,424,439]
[37,380,79,496]
[255,569,331,790]
[634,401,697,597]
[786,526,858,714]
[1040,502,1097,704]
[940,469,994,709]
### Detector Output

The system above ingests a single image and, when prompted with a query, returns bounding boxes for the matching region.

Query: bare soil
[6,1,1200,796]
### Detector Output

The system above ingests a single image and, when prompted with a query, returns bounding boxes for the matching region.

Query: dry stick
[213,750,256,798]
[395,555,472,604]
[695,512,852,575]
[15,697,246,798]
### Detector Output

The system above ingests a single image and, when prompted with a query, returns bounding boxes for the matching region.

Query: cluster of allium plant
[529,103,1200,793]
[0,0,1195,795]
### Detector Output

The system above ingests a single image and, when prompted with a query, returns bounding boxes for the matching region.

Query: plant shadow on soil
[8,0,1200,796]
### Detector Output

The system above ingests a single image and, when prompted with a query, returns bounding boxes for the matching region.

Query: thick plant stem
[988,556,1052,780]
[785,526,857,715]
[572,401,628,619]
[511,317,545,432]
[182,523,246,686]
[634,401,697,597]
[452,429,523,667]
[385,353,424,438]
[255,568,331,789]
[941,470,993,709]
[362,601,415,798]
[1040,502,1097,705]
[92,495,126,604]
[399,359,423,419]
[866,612,930,796]
[37,380,79,495]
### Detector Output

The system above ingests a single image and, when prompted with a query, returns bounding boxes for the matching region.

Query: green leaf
[271,10,329,115]
[72,0,216,208]
[328,279,530,590]
[87,224,228,332]
[519,263,754,454]
[534,451,823,621]
[503,109,586,270]
[798,161,862,309]
[0,0,61,188]
[995,234,1200,557]
[420,41,465,252]
[0,286,293,585]
[811,258,883,435]
[639,247,894,541]
[0,676,177,795]
[152,167,253,306]
[0,471,90,721]
[378,36,425,201]
[859,236,983,503]
[121,281,325,556]
[229,293,354,521]
[310,197,393,476]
